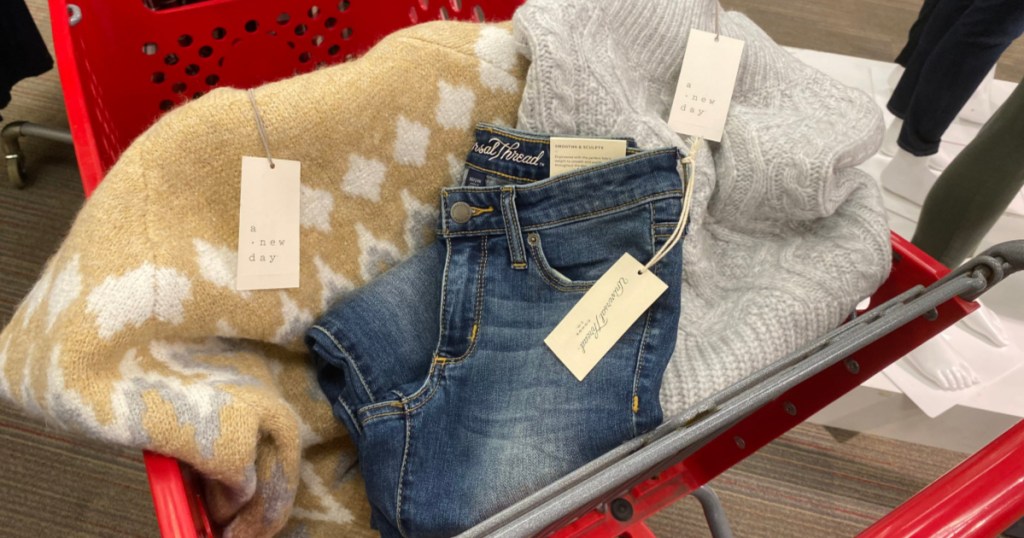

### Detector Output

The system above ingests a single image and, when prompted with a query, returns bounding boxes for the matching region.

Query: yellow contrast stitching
[632,395,640,414]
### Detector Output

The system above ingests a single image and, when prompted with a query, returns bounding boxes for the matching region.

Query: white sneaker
[927,149,953,172]
[881,149,937,205]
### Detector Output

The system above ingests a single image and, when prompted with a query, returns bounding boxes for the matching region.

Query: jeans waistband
[465,123,643,185]
[442,146,685,238]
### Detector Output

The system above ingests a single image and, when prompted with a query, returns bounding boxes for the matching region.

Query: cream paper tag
[545,253,668,381]
[236,156,301,290]
[549,137,627,176]
[668,29,745,142]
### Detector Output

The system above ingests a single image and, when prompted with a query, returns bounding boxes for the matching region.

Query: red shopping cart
[45,0,1024,536]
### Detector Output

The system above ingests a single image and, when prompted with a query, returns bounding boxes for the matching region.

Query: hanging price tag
[668,29,745,142]
[545,253,667,381]
[236,156,301,290]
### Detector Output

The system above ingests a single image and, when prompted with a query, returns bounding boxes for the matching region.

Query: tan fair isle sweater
[0,21,525,537]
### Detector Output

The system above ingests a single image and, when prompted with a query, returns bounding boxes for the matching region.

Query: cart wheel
[6,152,26,188]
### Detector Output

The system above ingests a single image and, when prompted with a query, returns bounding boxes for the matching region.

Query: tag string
[247,89,276,169]
[640,137,703,274]
[714,1,721,41]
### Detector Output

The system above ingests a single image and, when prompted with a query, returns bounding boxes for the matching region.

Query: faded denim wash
[307,125,689,537]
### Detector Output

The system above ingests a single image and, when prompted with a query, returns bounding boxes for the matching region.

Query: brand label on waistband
[471,137,546,167]
[545,253,667,381]
[236,156,301,290]
[668,29,744,142]
[549,137,628,177]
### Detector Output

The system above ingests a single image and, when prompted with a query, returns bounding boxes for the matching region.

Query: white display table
[786,48,1024,454]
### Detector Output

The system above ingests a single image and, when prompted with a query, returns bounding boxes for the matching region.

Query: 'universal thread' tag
[236,156,301,291]
[668,29,744,142]
[545,253,668,381]
[549,137,628,177]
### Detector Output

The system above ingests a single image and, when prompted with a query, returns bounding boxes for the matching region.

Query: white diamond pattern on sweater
[301,185,336,232]
[341,154,388,202]
[446,153,465,185]
[392,116,431,167]
[400,189,437,251]
[313,256,354,311]
[476,26,520,93]
[273,292,314,348]
[194,239,252,299]
[85,263,193,339]
[21,263,54,328]
[46,254,83,331]
[355,223,402,281]
[290,462,355,525]
[435,80,477,130]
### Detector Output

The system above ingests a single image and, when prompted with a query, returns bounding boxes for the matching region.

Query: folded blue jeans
[307,125,689,537]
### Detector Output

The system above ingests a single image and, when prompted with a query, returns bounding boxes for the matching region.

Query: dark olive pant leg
[912,79,1024,267]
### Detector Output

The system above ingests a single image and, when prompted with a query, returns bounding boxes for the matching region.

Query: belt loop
[500,186,527,269]
[440,190,451,237]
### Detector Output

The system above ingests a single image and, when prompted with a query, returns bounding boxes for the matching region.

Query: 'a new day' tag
[545,253,668,381]
[668,29,744,142]
[549,137,627,176]
[236,156,300,291]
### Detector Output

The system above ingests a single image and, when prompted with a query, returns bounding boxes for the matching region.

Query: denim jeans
[307,125,688,537]
[888,0,1024,156]
[894,0,941,67]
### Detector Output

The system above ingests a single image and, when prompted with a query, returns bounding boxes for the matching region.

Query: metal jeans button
[450,201,473,224]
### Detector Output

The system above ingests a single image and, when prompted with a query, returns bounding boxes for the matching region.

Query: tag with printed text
[549,137,628,177]
[236,156,301,290]
[545,253,668,381]
[668,29,745,142]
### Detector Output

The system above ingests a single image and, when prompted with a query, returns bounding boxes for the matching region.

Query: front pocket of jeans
[527,232,596,292]
[525,204,655,293]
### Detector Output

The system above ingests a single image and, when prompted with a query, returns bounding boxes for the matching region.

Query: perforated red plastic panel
[48,0,522,195]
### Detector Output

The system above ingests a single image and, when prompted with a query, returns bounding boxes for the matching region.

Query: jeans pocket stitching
[335,395,363,436]
[630,299,656,437]
[527,233,596,293]
[395,400,413,538]
[436,236,489,366]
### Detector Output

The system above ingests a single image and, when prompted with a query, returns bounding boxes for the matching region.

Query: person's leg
[897,0,1024,156]
[912,78,1024,267]
[888,0,974,121]
[895,0,944,66]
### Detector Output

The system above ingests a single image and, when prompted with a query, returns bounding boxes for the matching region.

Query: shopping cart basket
[48,0,515,195]
[47,0,1024,536]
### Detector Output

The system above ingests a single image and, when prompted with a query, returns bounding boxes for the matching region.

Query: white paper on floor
[787,47,1024,419]
[884,323,1023,418]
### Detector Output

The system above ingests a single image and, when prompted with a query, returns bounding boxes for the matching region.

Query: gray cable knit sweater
[513,0,892,415]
